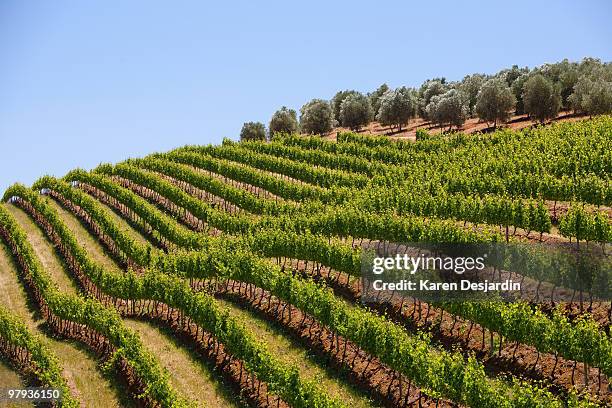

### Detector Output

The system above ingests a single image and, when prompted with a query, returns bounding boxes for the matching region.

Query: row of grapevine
[194,138,610,242]
[336,118,612,179]
[444,172,611,208]
[559,206,612,243]
[35,175,612,307]
[126,159,534,239]
[65,170,204,249]
[353,190,552,237]
[46,170,604,405]
[122,158,306,215]
[0,305,78,408]
[159,151,350,203]
[176,143,371,189]
[161,154,543,242]
[5,184,346,408]
[229,141,555,235]
[176,138,610,241]
[155,247,585,408]
[240,138,403,179]
[65,169,496,245]
[276,123,612,206]
[81,168,612,378]
[0,202,189,407]
[41,172,573,407]
[220,228,612,377]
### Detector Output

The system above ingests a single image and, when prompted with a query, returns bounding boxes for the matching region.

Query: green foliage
[537,58,580,108]
[29,164,612,407]
[559,206,612,243]
[511,73,530,115]
[240,121,266,142]
[426,89,469,130]
[44,168,593,407]
[522,74,562,122]
[299,99,335,135]
[496,64,530,87]
[269,106,298,136]
[339,92,372,130]
[569,76,612,116]
[0,305,79,408]
[367,83,389,117]
[418,79,448,118]
[0,199,190,407]
[475,78,516,127]
[415,128,431,141]
[6,103,612,408]
[376,86,417,131]
[7,184,344,408]
[331,90,359,122]
[459,73,487,115]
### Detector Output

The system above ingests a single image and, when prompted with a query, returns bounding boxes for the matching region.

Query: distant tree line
[240,57,612,140]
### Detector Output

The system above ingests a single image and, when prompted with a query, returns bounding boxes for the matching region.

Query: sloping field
[0,116,610,407]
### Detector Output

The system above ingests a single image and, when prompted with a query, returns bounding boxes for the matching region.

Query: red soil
[324,111,591,141]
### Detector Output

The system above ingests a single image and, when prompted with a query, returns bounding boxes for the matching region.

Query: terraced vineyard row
[0,116,610,407]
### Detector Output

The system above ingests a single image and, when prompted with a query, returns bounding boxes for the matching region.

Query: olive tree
[331,90,359,123]
[459,73,486,116]
[376,87,417,131]
[426,89,469,131]
[568,76,612,116]
[511,73,530,115]
[475,78,516,128]
[577,58,611,80]
[240,122,266,142]
[368,83,389,117]
[299,99,335,135]
[538,59,579,109]
[522,74,561,122]
[497,64,530,87]
[269,106,298,136]
[339,92,373,131]
[419,80,448,119]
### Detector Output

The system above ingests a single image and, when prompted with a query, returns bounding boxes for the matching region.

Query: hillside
[240,57,612,145]
[327,110,592,141]
[0,116,610,408]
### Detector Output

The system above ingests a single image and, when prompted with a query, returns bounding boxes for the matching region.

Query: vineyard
[0,115,611,408]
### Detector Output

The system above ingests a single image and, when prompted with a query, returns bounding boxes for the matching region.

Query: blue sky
[0,0,610,192]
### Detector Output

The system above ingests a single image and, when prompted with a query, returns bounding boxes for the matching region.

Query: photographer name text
[372,279,521,293]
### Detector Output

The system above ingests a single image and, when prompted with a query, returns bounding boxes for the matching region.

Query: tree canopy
[240,122,266,141]
[368,83,390,117]
[299,99,335,135]
[569,76,612,116]
[331,90,359,123]
[522,74,561,122]
[339,92,373,131]
[269,106,299,136]
[376,87,417,131]
[426,89,469,130]
[475,78,516,127]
